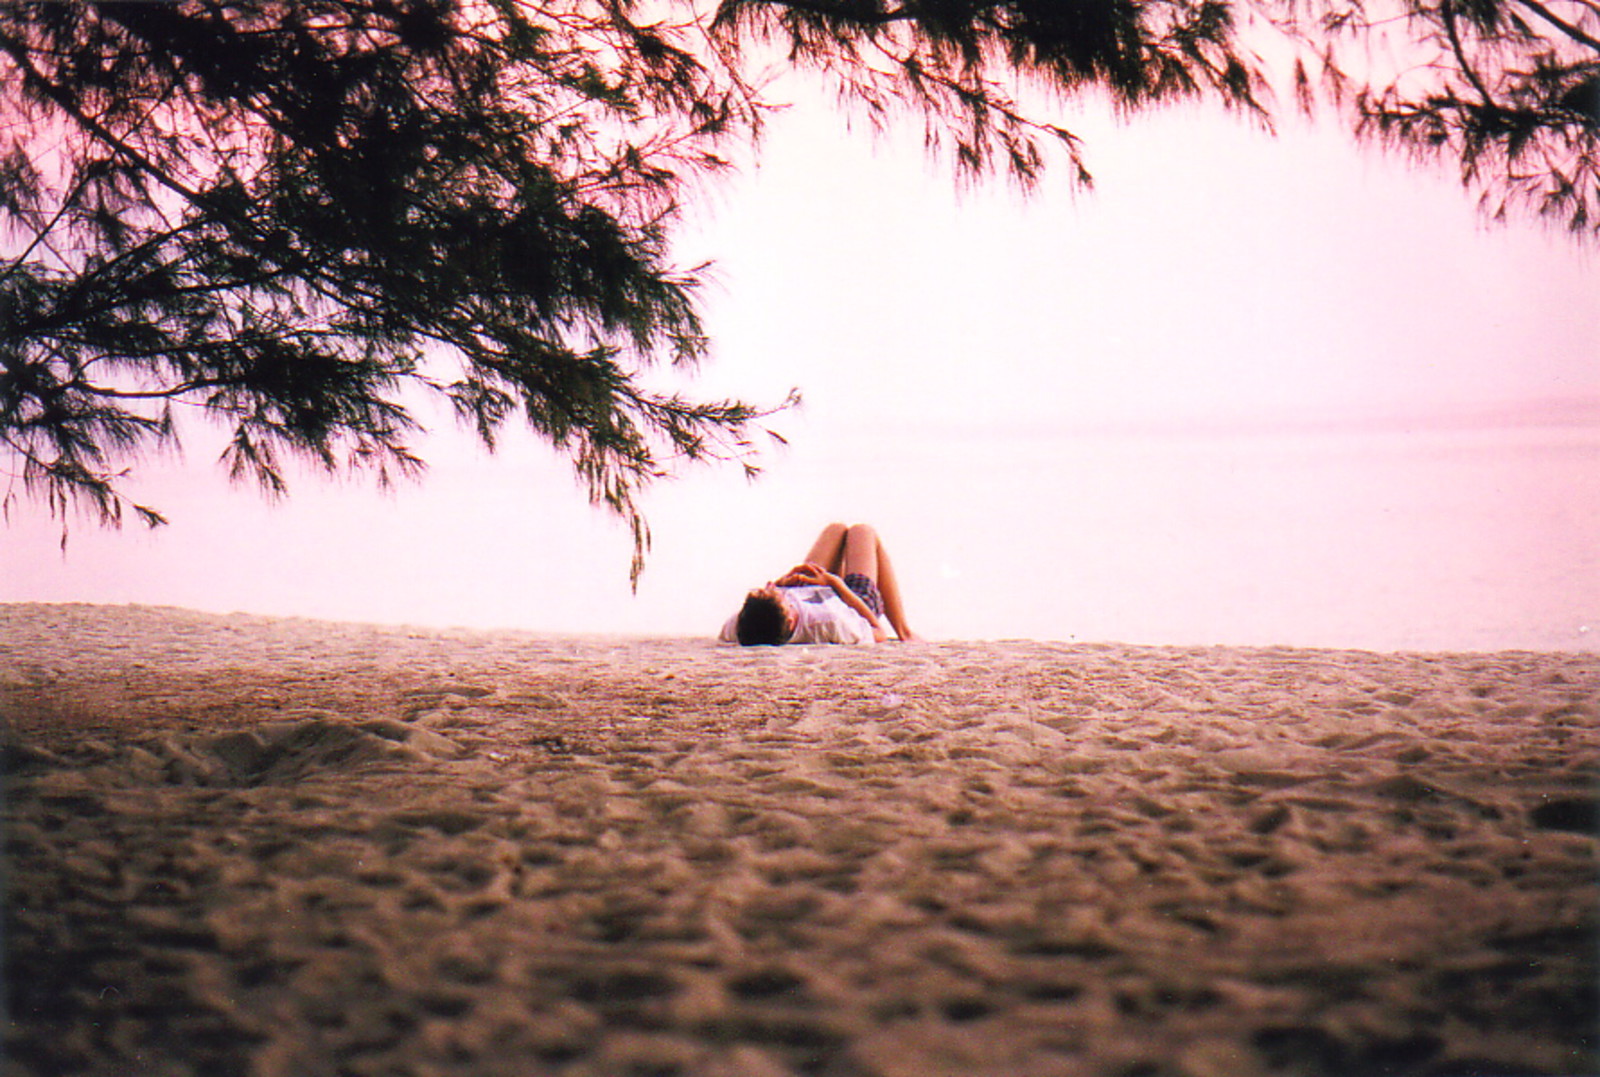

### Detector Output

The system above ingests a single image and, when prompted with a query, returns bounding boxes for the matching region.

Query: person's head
[736,585,795,646]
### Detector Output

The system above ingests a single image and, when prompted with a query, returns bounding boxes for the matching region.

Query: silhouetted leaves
[2,0,1592,580]
[1294,0,1600,234]
[0,0,783,579]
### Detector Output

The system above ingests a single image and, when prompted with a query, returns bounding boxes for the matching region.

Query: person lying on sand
[720,522,918,646]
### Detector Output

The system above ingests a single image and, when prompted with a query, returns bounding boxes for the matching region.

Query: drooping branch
[1513,0,1600,53]
[0,1,789,582]
[4,0,1596,584]
[1266,0,1600,234]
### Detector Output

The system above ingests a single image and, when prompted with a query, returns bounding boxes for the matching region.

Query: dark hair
[736,592,791,646]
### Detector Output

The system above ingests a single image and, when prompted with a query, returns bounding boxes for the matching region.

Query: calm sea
[856,422,1600,652]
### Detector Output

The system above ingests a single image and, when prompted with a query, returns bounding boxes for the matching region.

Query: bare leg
[873,536,916,641]
[803,522,849,574]
[843,524,916,642]
[841,524,880,581]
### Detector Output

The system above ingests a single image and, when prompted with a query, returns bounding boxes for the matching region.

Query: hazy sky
[5,92,1598,650]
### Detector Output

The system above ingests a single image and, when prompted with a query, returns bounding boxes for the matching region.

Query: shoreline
[4,600,1593,657]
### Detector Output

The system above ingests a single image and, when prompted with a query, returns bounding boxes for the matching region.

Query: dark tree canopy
[1,0,1593,580]
[1299,0,1600,232]
[0,0,773,580]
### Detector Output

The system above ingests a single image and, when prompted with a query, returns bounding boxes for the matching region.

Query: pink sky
[4,97,1598,650]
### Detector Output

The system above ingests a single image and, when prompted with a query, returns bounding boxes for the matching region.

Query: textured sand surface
[2,603,1596,1077]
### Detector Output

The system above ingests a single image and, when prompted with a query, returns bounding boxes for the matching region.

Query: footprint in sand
[96,718,469,787]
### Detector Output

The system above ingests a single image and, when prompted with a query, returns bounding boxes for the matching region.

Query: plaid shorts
[842,573,885,617]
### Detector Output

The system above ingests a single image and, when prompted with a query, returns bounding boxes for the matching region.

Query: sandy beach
[2,603,1595,1076]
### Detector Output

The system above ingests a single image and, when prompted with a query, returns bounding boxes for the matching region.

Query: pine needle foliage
[0,0,775,580]
[711,0,1272,189]
[1280,0,1600,233]
[1,0,1593,582]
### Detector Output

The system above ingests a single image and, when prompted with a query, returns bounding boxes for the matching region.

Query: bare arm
[779,562,887,642]
[820,570,888,643]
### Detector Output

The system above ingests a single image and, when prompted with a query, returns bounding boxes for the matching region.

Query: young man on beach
[720,523,918,646]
